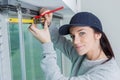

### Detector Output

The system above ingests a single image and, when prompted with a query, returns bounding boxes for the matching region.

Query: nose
[73,36,81,45]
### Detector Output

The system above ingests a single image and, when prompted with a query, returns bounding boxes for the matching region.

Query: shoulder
[101,58,120,70]
[94,58,120,72]
[87,58,120,80]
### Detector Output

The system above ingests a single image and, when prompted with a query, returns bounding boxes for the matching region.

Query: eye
[70,35,75,39]
[79,32,85,36]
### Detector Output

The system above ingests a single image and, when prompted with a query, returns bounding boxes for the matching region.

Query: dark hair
[93,27,115,62]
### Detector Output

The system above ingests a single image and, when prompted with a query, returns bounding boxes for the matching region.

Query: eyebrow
[70,29,85,34]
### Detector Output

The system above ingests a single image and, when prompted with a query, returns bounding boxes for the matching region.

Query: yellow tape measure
[9,18,45,24]
[9,18,34,23]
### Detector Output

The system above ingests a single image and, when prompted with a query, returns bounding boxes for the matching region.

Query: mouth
[75,45,83,50]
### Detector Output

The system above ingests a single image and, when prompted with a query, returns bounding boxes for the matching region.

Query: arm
[41,42,112,80]
[49,25,79,62]
[30,7,79,62]
[28,16,115,80]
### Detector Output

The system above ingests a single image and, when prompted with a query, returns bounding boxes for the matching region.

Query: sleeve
[49,24,79,63]
[41,42,111,80]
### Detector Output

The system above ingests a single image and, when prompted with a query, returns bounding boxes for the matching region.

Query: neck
[87,47,107,61]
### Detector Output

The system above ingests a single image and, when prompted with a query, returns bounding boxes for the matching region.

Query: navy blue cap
[59,12,103,35]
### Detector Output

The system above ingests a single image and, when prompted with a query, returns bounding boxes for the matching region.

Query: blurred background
[0,0,120,80]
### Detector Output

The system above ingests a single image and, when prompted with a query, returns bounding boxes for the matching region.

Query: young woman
[29,8,120,80]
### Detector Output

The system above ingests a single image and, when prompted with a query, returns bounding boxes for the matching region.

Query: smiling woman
[69,26,105,59]
[29,8,120,80]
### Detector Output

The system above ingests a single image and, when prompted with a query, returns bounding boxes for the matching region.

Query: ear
[95,32,102,40]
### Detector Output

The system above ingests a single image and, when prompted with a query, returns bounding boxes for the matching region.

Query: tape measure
[9,18,45,24]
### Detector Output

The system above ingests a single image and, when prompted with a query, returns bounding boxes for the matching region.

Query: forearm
[41,42,69,80]
[49,24,79,62]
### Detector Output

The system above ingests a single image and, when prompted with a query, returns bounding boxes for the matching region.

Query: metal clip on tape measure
[33,17,45,24]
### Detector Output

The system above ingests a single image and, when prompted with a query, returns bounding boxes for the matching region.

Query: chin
[78,53,86,56]
[77,50,86,56]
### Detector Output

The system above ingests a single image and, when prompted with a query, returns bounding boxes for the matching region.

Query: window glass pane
[9,18,62,80]
[9,23,22,80]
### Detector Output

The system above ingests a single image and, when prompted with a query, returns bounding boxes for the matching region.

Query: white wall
[62,0,77,13]
[81,0,120,67]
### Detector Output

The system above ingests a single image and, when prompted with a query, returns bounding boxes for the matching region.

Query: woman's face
[69,26,101,56]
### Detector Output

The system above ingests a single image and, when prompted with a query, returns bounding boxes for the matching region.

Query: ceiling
[20,0,75,15]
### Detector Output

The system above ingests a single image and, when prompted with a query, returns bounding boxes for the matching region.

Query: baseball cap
[59,12,103,35]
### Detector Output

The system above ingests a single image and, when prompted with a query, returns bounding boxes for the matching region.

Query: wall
[62,0,77,13]
[81,0,120,66]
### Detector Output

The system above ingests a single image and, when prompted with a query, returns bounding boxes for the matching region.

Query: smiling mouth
[75,46,83,50]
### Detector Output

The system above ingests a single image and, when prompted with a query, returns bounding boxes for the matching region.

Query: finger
[44,14,52,26]
[29,23,36,30]
[41,10,50,16]
[44,14,49,19]
[28,25,36,34]
[48,12,53,17]
[29,27,37,36]
[39,8,47,14]
[45,13,53,20]
[28,24,39,34]
[39,7,50,15]
[44,20,49,30]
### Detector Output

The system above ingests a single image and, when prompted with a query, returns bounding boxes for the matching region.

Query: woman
[29,8,120,80]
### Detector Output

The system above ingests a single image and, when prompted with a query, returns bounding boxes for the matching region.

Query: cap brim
[59,24,87,35]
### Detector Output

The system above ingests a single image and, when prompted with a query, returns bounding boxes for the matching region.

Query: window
[9,17,62,80]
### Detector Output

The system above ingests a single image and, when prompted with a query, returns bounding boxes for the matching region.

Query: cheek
[84,36,95,49]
